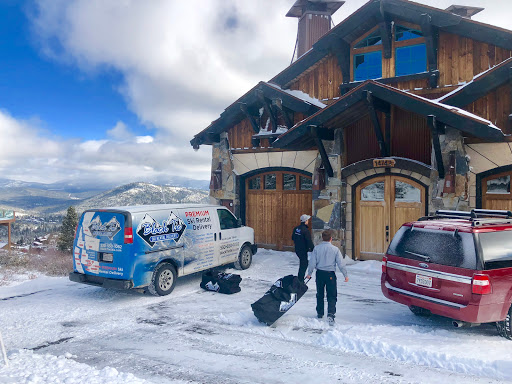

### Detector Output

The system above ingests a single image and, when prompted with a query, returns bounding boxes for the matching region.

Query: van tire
[496,305,512,339]
[234,245,252,270]
[148,263,177,296]
[409,305,431,317]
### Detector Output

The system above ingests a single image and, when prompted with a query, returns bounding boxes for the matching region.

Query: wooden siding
[437,31,512,87]
[344,108,431,166]
[391,107,431,165]
[288,54,344,100]
[228,118,255,150]
[465,84,512,134]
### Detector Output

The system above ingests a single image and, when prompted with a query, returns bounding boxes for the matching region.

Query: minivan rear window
[477,231,512,269]
[387,226,477,269]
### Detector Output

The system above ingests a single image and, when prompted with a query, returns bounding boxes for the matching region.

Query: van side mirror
[237,218,243,227]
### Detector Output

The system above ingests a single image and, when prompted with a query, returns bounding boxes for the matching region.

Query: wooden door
[355,175,425,260]
[246,171,312,250]
[482,170,512,210]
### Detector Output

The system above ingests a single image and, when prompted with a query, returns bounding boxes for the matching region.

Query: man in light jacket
[306,230,348,325]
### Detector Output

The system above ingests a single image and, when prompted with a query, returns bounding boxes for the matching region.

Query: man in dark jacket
[292,214,314,281]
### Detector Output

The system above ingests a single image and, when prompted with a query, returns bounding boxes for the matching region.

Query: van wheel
[234,245,252,270]
[148,263,177,296]
[409,305,431,317]
[496,305,512,339]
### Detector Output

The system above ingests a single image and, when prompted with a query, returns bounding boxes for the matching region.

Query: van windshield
[477,231,512,269]
[387,226,477,269]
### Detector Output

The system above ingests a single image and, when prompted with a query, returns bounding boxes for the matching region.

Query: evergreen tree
[58,206,79,252]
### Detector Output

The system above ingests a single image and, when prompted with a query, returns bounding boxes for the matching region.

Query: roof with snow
[191,81,325,148]
[438,57,512,107]
[271,0,512,88]
[273,80,506,150]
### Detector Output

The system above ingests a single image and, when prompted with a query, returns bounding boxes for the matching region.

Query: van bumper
[251,244,258,255]
[69,272,134,290]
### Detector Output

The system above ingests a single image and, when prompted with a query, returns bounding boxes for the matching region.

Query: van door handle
[219,232,222,240]
[214,233,216,241]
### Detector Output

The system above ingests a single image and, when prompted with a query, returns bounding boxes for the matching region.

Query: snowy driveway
[1,250,512,383]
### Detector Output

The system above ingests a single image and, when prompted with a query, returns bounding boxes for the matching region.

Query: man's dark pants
[296,252,308,281]
[315,270,337,318]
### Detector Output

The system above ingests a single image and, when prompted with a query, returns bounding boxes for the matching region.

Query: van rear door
[73,210,130,279]
[385,225,476,307]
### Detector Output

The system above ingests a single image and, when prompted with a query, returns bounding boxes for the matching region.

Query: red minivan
[381,209,512,339]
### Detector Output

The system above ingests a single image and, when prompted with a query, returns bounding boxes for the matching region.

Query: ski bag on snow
[200,271,242,294]
[251,275,308,326]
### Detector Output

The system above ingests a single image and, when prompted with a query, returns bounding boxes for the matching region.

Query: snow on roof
[384,84,501,131]
[266,82,326,109]
[437,57,512,102]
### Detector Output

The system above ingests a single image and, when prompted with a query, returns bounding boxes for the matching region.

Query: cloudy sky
[0,0,510,187]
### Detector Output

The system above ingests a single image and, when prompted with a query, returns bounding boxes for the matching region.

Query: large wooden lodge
[191,0,512,260]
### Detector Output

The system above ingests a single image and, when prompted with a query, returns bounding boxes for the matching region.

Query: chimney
[445,5,484,18]
[287,0,345,59]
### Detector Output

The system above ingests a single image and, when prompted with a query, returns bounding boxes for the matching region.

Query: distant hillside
[67,182,210,214]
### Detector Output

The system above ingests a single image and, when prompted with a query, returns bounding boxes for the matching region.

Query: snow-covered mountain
[71,182,209,213]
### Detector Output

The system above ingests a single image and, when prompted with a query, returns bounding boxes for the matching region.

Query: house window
[248,176,261,190]
[283,174,296,190]
[395,25,423,41]
[264,174,276,190]
[487,175,511,194]
[300,176,312,190]
[354,51,382,81]
[395,44,427,77]
[354,30,382,48]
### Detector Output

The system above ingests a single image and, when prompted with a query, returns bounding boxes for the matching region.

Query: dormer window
[354,30,382,48]
[394,24,427,77]
[395,25,423,41]
[354,51,382,81]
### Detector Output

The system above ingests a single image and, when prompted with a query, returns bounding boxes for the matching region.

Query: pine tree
[58,206,79,252]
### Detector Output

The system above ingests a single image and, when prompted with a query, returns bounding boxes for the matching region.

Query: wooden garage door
[482,170,512,210]
[246,171,312,251]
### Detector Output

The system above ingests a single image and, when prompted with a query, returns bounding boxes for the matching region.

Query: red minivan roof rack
[418,209,512,226]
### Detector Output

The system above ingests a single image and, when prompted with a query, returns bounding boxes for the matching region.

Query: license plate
[415,274,432,288]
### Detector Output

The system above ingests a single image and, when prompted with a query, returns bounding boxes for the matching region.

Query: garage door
[246,170,312,251]
[482,170,512,210]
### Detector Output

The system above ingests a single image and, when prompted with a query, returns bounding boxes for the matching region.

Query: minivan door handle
[214,233,216,241]
[219,232,222,240]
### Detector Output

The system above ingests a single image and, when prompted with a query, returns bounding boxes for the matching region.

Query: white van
[69,204,257,295]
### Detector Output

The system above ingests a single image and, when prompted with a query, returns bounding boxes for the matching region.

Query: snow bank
[346,260,381,274]
[319,324,512,381]
[0,349,150,384]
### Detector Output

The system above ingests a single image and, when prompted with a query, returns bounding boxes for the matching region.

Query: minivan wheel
[234,245,252,270]
[409,305,431,317]
[496,305,512,339]
[148,263,177,296]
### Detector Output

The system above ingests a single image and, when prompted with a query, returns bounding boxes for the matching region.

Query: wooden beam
[366,91,389,157]
[385,110,391,155]
[311,126,334,178]
[272,98,294,129]
[427,115,445,179]
[328,37,351,85]
[378,3,392,59]
[207,133,220,143]
[420,13,439,88]
[256,89,278,133]
[239,103,260,133]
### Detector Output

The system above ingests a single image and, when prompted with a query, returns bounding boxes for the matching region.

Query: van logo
[89,216,121,240]
[137,211,186,247]
[419,263,429,268]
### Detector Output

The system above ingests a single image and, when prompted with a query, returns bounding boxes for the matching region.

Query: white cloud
[11,0,512,187]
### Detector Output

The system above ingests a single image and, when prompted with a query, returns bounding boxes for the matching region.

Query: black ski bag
[200,271,242,294]
[251,275,308,326]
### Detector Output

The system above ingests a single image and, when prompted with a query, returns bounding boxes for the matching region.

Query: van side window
[477,231,512,269]
[217,209,238,230]
[387,226,477,269]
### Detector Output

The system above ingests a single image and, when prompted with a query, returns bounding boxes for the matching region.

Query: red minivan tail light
[124,227,133,244]
[472,274,492,295]
[382,256,387,274]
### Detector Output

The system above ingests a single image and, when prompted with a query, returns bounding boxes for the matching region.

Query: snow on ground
[1,249,512,383]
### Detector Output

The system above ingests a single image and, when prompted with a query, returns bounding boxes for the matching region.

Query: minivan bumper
[382,279,503,323]
[69,272,134,290]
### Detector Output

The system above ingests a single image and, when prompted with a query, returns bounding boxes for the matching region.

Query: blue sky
[0,0,509,187]
[0,1,146,141]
